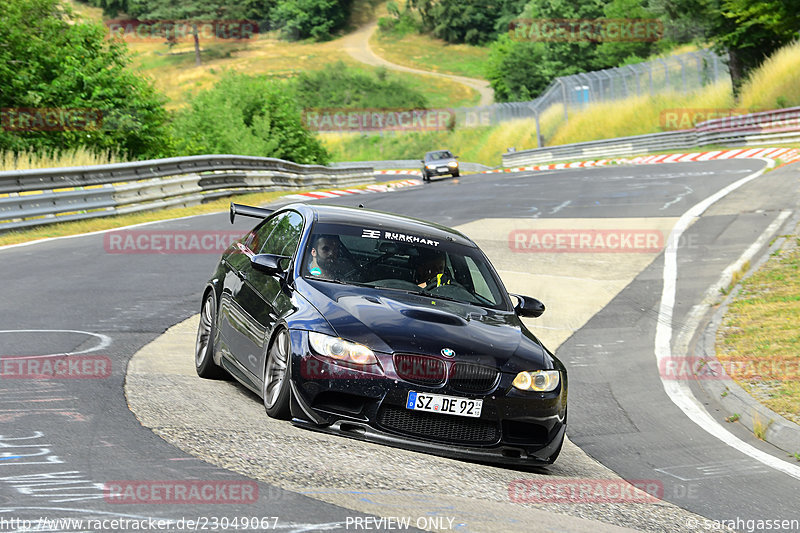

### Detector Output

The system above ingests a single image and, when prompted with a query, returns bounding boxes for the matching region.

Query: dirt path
[339,22,494,106]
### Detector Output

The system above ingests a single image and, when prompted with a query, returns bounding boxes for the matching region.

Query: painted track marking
[654,158,800,481]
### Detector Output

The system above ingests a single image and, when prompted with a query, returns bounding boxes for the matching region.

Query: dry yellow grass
[1,148,122,171]
[738,41,800,111]
[547,80,733,146]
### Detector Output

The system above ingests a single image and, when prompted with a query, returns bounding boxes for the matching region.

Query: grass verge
[715,224,800,426]
[370,30,490,80]
[325,105,563,166]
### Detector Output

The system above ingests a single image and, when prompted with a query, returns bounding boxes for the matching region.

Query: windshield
[427,151,454,160]
[301,223,508,310]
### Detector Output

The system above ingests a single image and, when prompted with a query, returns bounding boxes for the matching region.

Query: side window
[464,256,496,304]
[247,215,281,253]
[260,212,304,258]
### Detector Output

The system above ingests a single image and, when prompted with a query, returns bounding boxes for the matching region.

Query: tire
[195,291,226,379]
[263,328,292,419]
[422,170,429,182]
[452,170,460,178]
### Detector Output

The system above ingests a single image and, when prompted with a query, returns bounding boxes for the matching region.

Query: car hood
[297,278,548,370]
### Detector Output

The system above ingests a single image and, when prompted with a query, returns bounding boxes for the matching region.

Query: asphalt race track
[1,159,799,532]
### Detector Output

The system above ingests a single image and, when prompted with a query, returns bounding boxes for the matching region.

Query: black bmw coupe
[195,202,567,465]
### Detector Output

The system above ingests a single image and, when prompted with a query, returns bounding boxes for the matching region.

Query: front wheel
[263,329,292,419]
[195,291,226,379]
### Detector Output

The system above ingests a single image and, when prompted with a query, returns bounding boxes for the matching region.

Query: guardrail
[503,107,800,166]
[0,155,374,232]
[331,160,491,172]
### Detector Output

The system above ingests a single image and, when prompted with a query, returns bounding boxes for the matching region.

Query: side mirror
[251,254,284,275]
[511,294,545,318]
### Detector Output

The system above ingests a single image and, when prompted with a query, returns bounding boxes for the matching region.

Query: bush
[292,62,429,109]
[172,73,329,164]
[378,7,422,37]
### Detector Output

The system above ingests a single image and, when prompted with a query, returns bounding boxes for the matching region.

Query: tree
[486,0,607,101]
[171,73,330,164]
[408,0,526,44]
[714,0,800,89]
[486,34,568,101]
[0,0,172,158]
[271,0,353,41]
[594,0,661,69]
[651,0,800,90]
[123,0,251,66]
[429,0,499,44]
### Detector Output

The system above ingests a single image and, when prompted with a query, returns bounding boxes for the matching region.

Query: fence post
[557,78,569,122]
[534,107,544,148]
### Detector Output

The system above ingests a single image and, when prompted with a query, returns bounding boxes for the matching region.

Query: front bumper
[424,165,458,176]
[287,330,567,465]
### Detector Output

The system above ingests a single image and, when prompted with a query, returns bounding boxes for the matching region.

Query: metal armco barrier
[0,155,374,232]
[503,107,800,166]
[330,160,490,172]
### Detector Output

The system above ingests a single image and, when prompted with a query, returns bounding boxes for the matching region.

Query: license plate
[406,391,483,418]
[437,166,448,172]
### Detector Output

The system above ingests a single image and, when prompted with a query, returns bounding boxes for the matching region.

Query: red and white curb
[487,147,800,173]
[282,179,420,201]
[375,169,423,177]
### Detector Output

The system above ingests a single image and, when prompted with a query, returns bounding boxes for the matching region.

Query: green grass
[716,230,800,426]
[370,31,490,80]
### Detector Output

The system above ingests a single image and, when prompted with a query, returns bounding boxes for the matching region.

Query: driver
[414,249,450,288]
[307,234,346,279]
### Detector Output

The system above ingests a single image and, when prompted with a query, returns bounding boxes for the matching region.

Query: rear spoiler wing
[230,203,274,224]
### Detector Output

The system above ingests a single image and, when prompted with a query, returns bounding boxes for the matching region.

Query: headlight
[308,332,377,365]
[512,370,560,392]
[426,165,436,169]
[448,161,458,167]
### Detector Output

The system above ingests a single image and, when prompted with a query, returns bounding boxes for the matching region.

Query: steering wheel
[422,271,454,292]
